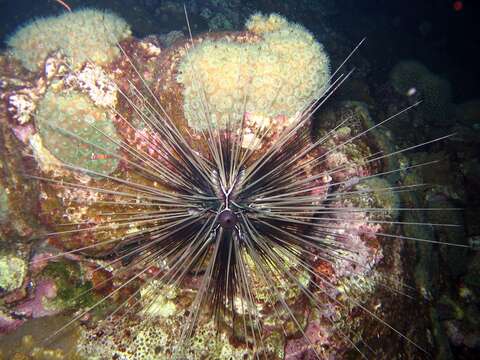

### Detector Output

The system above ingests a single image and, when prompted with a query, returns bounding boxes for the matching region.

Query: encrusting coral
[6,9,131,71]
[35,89,120,177]
[177,13,330,131]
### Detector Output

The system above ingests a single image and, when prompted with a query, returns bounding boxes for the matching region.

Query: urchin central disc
[218,209,237,229]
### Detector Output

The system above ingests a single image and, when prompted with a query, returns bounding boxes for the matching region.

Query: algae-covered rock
[390,60,430,95]
[316,100,401,181]
[464,252,480,289]
[427,196,468,278]
[38,260,100,312]
[349,177,400,222]
[77,280,276,360]
[455,99,480,128]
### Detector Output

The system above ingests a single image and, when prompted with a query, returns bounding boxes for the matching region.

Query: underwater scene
[0,0,479,359]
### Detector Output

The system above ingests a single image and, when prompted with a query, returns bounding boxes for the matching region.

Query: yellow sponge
[7,8,131,71]
[176,13,330,131]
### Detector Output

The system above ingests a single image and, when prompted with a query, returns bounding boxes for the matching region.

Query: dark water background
[0,1,479,359]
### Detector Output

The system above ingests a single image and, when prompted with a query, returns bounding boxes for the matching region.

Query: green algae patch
[39,261,103,312]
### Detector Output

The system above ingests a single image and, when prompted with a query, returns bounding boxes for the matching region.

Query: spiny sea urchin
[0,5,471,360]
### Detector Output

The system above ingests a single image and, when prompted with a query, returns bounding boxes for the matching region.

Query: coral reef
[6,9,131,71]
[0,6,458,360]
[348,177,400,222]
[77,281,262,360]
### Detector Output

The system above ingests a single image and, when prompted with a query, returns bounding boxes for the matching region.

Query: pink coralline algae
[14,279,58,319]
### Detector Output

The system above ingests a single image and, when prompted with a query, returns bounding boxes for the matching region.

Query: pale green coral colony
[5,9,126,177]
[35,89,120,176]
[177,13,331,130]
[7,9,131,71]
